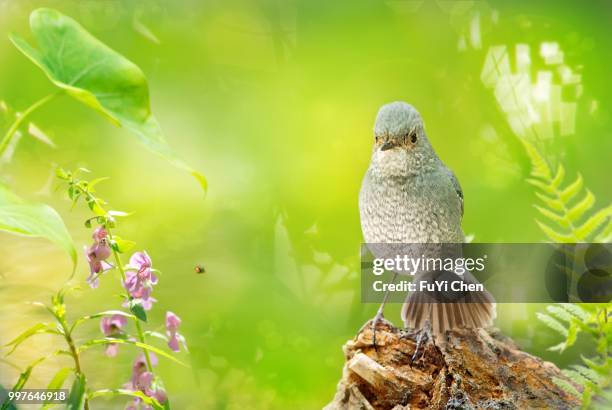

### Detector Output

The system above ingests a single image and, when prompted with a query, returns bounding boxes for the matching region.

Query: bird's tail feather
[401,288,496,335]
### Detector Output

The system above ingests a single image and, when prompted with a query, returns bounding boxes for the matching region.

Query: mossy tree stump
[325,319,579,410]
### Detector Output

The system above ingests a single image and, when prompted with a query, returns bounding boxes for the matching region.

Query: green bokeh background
[0,0,611,408]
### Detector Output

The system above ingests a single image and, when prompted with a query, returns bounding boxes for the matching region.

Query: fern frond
[581,355,609,375]
[547,305,573,322]
[594,219,612,242]
[522,140,612,243]
[560,174,583,203]
[526,178,556,195]
[553,376,581,398]
[562,369,590,387]
[522,139,552,179]
[575,206,612,241]
[571,364,603,384]
[535,191,564,212]
[550,164,565,190]
[537,312,569,336]
[567,190,595,222]
[534,206,569,227]
[559,304,590,321]
[535,220,576,242]
[580,385,593,410]
[549,323,578,352]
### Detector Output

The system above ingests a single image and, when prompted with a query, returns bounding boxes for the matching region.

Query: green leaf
[108,210,130,217]
[537,312,568,337]
[111,236,135,253]
[534,205,568,227]
[574,205,612,241]
[522,139,552,180]
[547,305,573,322]
[526,178,556,195]
[10,8,206,192]
[78,338,187,367]
[535,192,564,212]
[560,174,583,203]
[594,218,612,242]
[560,304,590,322]
[67,373,86,410]
[1,360,40,410]
[552,376,580,398]
[4,323,58,355]
[42,367,73,408]
[562,369,589,387]
[0,184,76,270]
[550,164,565,190]
[566,190,595,223]
[88,389,164,410]
[581,355,609,375]
[580,385,593,410]
[535,220,575,243]
[571,364,603,384]
[47,366,73,389]
[71,310,135,332]
[564,322,578,350]
[144,331,168,343]
[1,355,55,410]
[129,300,147,322]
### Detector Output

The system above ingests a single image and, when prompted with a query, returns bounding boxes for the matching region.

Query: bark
[324,319,579,410]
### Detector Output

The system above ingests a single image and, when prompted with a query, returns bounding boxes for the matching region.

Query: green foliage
[538,304,612,408]
[0,184,76,269]
[0,357,45,410]
[47,367,73,390]
[0,352,66,410]
[67,373,86,410]
[111,236,136,254]
[78,338,187,367]
[88,389,165,410]
[70,310,136,333]
[0,99,54,162]
[42,367,72,408]
[4,322,58,356]
[522,139,612,242]
[129,300,148,322]
[9,8,206,192]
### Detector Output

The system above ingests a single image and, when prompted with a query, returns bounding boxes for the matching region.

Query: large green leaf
[0,184,76,268]
[66,373,86,410]
[9,8,206,192]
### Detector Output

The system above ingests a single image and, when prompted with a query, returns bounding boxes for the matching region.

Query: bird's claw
[411,320,432,362]
[371,311,385,348]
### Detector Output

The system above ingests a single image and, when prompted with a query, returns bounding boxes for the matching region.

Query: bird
[359,101,495,351]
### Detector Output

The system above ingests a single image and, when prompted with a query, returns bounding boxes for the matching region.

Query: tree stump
[324,319,579,410]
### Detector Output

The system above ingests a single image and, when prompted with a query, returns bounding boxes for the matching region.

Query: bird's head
[369,102,437,177]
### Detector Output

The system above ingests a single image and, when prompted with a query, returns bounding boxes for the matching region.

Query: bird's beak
[380,141,395,151]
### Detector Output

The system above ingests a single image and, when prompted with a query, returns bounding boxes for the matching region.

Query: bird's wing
[444,167,464,218]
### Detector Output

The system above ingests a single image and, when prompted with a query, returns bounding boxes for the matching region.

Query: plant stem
[0,92,59,157]
[58,316,90,410]
[106,226,155,373]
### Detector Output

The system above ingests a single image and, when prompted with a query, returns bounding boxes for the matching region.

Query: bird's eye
[410,132,417,144]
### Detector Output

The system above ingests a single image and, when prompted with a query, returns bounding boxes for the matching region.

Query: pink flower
[125,353,166,408]
[124,252,158,310]
[165,311,183,352]
[100,314,127,357]
[85,227,112,288]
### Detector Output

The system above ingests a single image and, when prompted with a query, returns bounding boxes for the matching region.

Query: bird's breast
[359,171,463,243]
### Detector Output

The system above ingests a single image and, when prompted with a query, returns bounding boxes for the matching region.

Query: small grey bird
[359,102,495,343]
